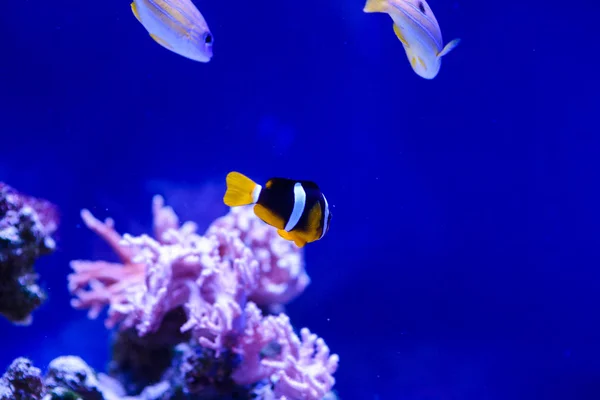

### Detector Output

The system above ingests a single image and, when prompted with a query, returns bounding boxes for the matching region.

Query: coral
[109,308,190,395]
[68,195,339,400]
[207,207,309,307]
[69,196,307,335]
[44,356,106,400]
[0,182,58,325]
[0,357,45,400]
[0,356,124,400]
[233,303,339,400]
[161,342,244,398]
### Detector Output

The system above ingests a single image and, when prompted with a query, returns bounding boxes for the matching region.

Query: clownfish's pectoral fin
[224,172,261,207]
[255,204,285,230]
[277,229,294,241]
[393,24,410,47]
[279,204,322,247]
[277,229,307,248]
[130,1,141,23]
[150,33,174,51]
[363,0,388,13]
[438,38,461,58]
[294,238,307,248]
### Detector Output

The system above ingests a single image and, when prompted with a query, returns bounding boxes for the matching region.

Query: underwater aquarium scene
[0,0,598,399]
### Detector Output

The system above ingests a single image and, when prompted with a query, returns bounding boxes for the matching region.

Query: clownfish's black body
[223,171,332,248]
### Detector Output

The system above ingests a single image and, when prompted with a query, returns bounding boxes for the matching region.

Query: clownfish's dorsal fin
[265,177,296,190]
[299,180,320,191]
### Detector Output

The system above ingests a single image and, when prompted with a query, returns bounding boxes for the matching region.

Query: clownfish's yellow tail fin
[224,172,261,207]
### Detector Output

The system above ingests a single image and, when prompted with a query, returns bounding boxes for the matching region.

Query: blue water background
[1,0,599,398]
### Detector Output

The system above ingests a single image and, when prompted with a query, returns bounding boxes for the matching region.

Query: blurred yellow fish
[364,0,460,79]
[131,0,213,62]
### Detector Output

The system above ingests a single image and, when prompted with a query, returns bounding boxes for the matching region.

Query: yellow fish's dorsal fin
[150,33,174,51]
[224,172,260,207]
[255,204,286,230]
[363,0,388,13]
[437,38,461,58]
[393,24,410,48]
[130,1,141,23]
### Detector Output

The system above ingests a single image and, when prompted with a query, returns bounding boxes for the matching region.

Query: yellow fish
[131,0,213,62]
[223,172,332,248]
[364,0,460,79]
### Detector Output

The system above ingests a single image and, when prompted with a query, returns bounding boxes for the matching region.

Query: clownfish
[130,0,213,62]
[363,0,460,79]
[223,172,332,248]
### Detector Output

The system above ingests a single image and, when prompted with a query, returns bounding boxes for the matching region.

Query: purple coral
[208,207,310,307]
[234,303,339,399]
[68,195,339,399]
[0,182,58,325]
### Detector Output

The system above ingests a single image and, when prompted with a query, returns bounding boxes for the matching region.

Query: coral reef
[0,354,340,400]
[0,182,58,325]
[66,195,339,399]
[0,356,134,400]
[0,358,45,400]
[108,308,190,394]
[0,356,123,400]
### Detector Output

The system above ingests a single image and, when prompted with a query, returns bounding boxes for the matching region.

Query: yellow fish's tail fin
[363,0,388,13]
[438,38,461,58]
[224,172,261,207]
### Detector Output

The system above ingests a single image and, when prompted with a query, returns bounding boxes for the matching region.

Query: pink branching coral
[234,303,339,399]
[208,206,310,306]
[68,195,338,399]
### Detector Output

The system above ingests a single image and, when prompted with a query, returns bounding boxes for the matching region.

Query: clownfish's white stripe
[285,183,306,232]
[319,194,330,240]
[252,184,262,203]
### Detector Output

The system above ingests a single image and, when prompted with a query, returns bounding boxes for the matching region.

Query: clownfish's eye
[418,1,426,13]
[203,32,213,44]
